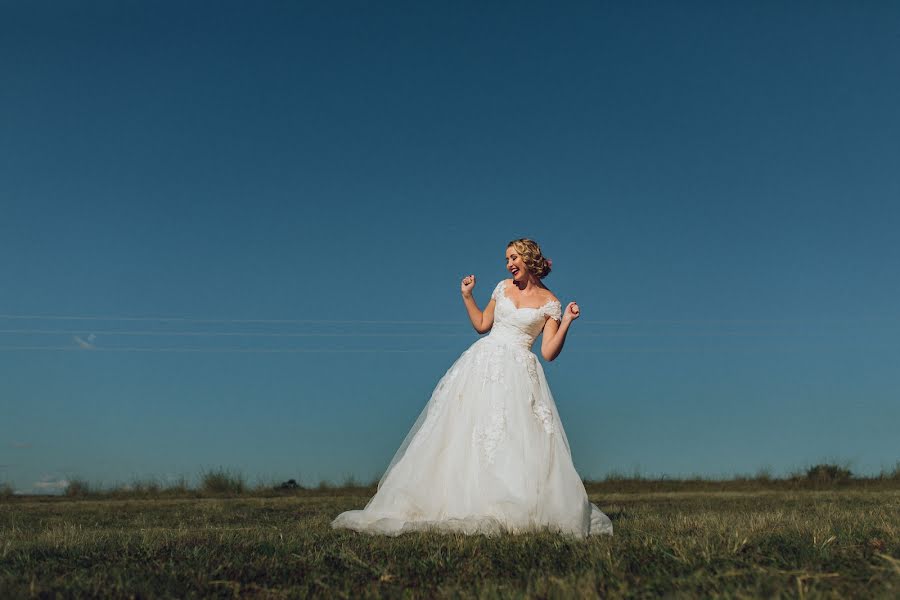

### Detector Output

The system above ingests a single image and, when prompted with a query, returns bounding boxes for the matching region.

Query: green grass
[1,485,898,598]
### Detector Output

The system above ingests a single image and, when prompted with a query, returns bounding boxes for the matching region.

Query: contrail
[72,335,95,349]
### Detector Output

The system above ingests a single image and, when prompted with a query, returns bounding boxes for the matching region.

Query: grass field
[2,479,898,598]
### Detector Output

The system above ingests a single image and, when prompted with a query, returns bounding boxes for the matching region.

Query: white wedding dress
[331,279,613,538]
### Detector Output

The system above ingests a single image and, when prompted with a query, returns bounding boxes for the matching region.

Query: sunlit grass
[1,475,898,598]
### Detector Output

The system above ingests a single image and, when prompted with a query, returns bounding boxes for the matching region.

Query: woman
[332,238,613,537]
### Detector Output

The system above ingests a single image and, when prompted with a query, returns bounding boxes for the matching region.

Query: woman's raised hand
[563,301,580,322]
[460,274,476,297]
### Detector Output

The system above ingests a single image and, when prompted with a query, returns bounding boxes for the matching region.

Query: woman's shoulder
[539,285,560,305]
[491,278,511,298]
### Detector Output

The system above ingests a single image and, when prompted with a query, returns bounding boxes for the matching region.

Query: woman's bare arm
[540,301,580,361]
[460,274,495,334]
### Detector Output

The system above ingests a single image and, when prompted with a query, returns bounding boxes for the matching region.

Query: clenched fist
[563,301,580,322]
[460,274,476,297]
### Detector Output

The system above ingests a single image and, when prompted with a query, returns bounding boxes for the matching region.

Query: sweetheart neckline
[499,280,557,311]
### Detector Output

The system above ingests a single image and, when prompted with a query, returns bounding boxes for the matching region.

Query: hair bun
[507,238,552,279]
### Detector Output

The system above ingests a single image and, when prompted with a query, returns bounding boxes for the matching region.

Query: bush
[129,479,162,495]
[754,467,773,482]
[878,462,900,481]
[65,478,91,497]
[0,482,14,497]
[805,464,852,484]
[200,468,245,494]
[166,476,190,494]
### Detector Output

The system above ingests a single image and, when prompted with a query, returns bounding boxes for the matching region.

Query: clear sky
[2,1,898,494]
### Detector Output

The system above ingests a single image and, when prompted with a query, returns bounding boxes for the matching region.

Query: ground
[1,486,898,598]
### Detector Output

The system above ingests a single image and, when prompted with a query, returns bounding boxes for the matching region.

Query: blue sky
[2,1,898,494]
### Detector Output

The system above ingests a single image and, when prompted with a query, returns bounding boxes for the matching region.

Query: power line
[0,328,841,338]
[0,329,472,338]
[0,313,896,326]
[0,343,855,354]
[0,314,461,325]
[0,345,458,353]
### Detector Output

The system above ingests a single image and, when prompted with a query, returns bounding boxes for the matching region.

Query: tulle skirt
[331,335,613,538]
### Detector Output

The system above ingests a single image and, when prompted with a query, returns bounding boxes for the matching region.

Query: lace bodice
[486,279,562,350]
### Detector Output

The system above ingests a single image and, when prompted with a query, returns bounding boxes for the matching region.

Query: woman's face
[506,246,527,281]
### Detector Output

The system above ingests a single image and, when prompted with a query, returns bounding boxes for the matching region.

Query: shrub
[166,476,190,494]
[131,479,161,495]
[65,478,91,497]
[805,463,852,484]
[754,467,773,482]
[200,468,245,494]
[878,462,900,481]
[0,482,14,497]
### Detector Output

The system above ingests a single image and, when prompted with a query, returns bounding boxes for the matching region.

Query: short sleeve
[491,279,506,301]
[542,301,562,322]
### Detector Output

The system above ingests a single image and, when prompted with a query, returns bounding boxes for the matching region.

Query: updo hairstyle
[507,238,552,279]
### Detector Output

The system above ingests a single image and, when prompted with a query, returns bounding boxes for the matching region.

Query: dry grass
[1,485,898,598]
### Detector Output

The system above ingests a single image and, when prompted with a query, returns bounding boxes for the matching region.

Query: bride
[331,238,613,537]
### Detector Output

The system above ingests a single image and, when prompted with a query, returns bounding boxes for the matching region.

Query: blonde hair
[507,238,552,279]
